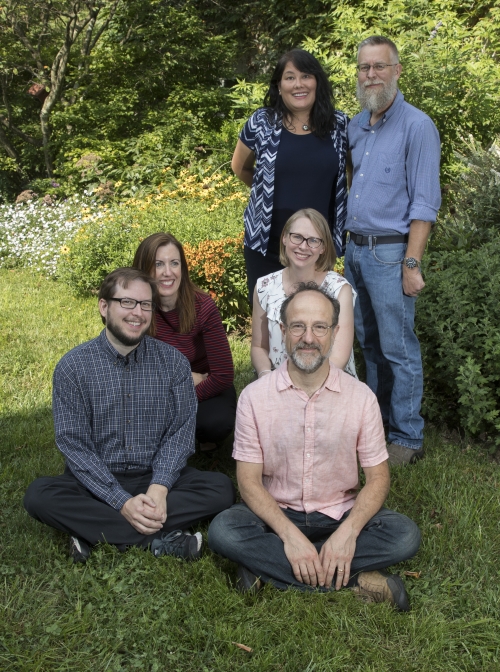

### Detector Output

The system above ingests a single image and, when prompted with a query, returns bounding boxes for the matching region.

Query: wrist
[148,483,168,496]
[403,257,421,270]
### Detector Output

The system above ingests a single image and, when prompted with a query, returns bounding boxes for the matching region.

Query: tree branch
[0,115,42,146]
[0,124,21,162]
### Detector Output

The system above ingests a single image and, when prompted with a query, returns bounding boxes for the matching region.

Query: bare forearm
[239,477,298,543]
[406,219,431,261]
[403,220,431,296]
[250,346,273,376]
[235,168,254,188]
[339,470,389,537]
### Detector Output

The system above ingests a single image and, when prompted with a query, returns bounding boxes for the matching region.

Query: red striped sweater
[154,292,234,402]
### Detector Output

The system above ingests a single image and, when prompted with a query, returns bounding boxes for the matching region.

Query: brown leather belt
[348,232,408,245]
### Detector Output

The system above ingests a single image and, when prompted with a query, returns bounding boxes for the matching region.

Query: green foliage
[2,269,500,671]
[417,239,500,446]
[432,138,500,251]
[57,179,250,327]
[231,0,500,182]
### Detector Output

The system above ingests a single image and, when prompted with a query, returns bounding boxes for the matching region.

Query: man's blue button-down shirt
[52,330,197,510]
[346,91,441,236]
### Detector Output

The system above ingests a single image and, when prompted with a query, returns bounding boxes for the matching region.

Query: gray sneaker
[387,443,424,466]
[151,530,203,560]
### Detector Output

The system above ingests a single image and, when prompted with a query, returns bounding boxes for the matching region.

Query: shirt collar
[358,89,404,128]
[276,359,341,393]
[98,328,145,364]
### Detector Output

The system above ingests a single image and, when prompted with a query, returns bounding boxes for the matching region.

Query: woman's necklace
[285,116,311,133]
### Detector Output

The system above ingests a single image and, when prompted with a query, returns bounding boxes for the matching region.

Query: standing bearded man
[344,36,441,465]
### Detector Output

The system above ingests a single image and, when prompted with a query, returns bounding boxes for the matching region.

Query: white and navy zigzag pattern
[240,108,349,256]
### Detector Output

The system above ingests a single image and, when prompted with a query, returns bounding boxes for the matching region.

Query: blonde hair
[279,208,336,271]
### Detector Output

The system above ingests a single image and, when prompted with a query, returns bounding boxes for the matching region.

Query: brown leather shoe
[352,570,410,612]
[387,443,424,465]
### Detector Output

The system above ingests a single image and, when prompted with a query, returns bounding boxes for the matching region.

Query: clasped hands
[120,483,168,535]
[283,524,357,591]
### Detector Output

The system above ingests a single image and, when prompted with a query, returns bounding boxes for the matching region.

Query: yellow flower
[60,245,70,254]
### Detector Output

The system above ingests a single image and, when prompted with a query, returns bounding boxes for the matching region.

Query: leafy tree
[0,0,122,177]
[230,0,500,182]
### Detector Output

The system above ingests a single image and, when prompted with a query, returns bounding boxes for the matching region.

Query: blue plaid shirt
[346,91,441,235]
[52,330,197,510]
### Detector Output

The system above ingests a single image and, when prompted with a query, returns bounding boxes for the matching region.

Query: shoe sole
[386,574,410,612]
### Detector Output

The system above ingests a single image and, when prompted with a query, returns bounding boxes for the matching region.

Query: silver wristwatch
[404,257,421,270]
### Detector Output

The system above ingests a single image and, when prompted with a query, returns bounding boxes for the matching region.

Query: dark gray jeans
[208,502,420,591]
[24,466,235,549]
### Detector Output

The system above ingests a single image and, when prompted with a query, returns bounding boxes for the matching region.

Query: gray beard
[289,341,333,374]
[356,77,398,114]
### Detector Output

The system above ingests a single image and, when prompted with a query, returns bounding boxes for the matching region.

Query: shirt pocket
[373,152,406,187]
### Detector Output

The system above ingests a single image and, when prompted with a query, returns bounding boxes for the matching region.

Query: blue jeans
[208,503,420,592]
[344,239,424,449]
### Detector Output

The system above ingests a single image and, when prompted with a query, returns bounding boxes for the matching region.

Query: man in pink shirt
[208,283,420,610]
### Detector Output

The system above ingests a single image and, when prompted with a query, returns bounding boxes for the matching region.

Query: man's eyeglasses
[284,323,334,337]
[357,63,399,73]
[108,297,155,311]
[288,232,323,249]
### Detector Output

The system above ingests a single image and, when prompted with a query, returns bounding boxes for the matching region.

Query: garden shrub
[57,172,250,328]
[432,138,500,253]
[417,239,500,446]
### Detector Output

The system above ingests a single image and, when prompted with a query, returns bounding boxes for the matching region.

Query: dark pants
[24,466,236,548]
[208,503,420,591]
[196,386,237,444]
[244,246,284,306]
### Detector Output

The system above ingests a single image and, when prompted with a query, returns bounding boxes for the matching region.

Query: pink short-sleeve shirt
[233,362,388,520]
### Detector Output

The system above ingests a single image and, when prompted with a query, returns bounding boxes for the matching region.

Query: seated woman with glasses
[251,208,356,377]
[133,233,236,452]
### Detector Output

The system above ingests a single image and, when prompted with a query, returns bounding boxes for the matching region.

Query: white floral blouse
[256,270,357,377]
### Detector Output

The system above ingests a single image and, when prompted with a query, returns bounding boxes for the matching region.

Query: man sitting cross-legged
[208,282,420,610]
[24,267,235,563]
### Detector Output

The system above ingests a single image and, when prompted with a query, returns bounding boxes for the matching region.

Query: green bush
[57,183,250,328]
[417,239,500,447]
[432,138,500,252]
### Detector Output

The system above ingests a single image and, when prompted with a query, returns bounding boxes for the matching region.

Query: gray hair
[357,36,399,62]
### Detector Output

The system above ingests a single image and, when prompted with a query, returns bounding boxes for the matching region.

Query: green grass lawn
[1,268,499,671]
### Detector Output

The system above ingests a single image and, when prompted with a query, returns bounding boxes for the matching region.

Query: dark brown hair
[132,232,202,333]
[264,48,336,137]
[98,267,159,332]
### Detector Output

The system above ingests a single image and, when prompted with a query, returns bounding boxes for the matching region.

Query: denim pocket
[372,242,406,265]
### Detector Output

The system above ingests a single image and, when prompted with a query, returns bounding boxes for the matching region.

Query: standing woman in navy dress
[231,48,349,303]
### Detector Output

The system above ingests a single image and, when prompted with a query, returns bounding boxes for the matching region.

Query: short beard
[356,76,398,113]
[106,315,147,347]
[290,342,327,374]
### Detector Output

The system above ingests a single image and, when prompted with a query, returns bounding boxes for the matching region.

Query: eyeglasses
[285,323,334,337]
[357,63,399,73]
[288,232,323,249]
[108,297,155,311]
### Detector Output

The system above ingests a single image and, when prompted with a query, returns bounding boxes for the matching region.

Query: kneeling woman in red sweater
[133,232,236,451]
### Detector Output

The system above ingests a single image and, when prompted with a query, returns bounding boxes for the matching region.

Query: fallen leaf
[404,571,422,579]
[433,523,443,530]
[232,642,253,653]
